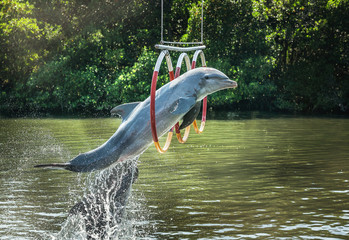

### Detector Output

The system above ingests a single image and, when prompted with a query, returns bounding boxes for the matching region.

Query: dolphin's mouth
[222,78,238,89]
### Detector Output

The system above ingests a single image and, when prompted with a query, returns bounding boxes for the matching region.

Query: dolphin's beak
[223,78,238,89]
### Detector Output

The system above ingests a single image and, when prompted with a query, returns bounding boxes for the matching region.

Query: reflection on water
[0,114,349,239]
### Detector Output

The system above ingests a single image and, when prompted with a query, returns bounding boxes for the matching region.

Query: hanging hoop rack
[155,0,205,52]
[151,0,207,153]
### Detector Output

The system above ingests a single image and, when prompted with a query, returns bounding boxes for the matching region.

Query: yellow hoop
[193,119,205,134]
[175,125,191,143]
[153,131,173,153]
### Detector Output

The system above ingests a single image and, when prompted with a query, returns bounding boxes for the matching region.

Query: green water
[0,114,349,239]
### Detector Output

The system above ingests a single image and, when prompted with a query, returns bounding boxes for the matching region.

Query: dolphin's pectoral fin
[179,101,201,129]
[170,97,197,115]
[111,102,140,121]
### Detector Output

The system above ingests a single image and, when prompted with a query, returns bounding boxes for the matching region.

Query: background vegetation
[1,0,348,116]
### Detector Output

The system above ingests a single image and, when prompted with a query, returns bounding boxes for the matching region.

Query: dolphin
[35,67,237,172]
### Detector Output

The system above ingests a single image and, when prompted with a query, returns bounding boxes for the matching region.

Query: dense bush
[0,0,348,115]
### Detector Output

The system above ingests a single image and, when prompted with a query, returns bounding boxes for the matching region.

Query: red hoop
[150,50,174,153]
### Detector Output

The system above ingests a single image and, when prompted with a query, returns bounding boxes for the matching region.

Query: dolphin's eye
[204,75,209,79]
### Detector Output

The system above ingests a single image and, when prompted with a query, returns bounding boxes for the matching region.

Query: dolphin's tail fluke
[34,163,73,171]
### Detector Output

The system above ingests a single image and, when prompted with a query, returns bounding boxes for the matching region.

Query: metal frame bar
[161,41,203,45]
[155,44,206,52]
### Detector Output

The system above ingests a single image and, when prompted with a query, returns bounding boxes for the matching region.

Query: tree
[251,0,349,112]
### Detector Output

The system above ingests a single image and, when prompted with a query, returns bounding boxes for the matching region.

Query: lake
[0,113,349,239]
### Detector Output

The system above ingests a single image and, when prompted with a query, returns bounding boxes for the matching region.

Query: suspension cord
[161,0,204,45]
[161,0,163,43]
[201,0,204,43]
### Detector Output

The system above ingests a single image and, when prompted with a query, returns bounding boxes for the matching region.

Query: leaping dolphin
[35,67,237,172]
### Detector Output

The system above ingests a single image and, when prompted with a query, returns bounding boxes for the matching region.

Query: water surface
[0,114,348,239]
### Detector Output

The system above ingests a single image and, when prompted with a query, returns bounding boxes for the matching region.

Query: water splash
[55,158,139,239]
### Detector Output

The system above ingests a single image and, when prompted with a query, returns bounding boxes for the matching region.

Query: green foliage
[0,0,62,90]
[208,55,277,111]
[114,48,158,104]
[0,0,348,115]
[275,59,340,112]
[22,27,128,113]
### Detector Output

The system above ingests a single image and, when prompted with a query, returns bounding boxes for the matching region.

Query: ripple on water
[1,117,349,239]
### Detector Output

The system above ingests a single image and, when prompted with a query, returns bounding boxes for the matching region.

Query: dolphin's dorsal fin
[111,102,140,121]
[170,97,197,115]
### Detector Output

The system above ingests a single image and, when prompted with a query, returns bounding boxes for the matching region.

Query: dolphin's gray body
[35,67,237,172]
